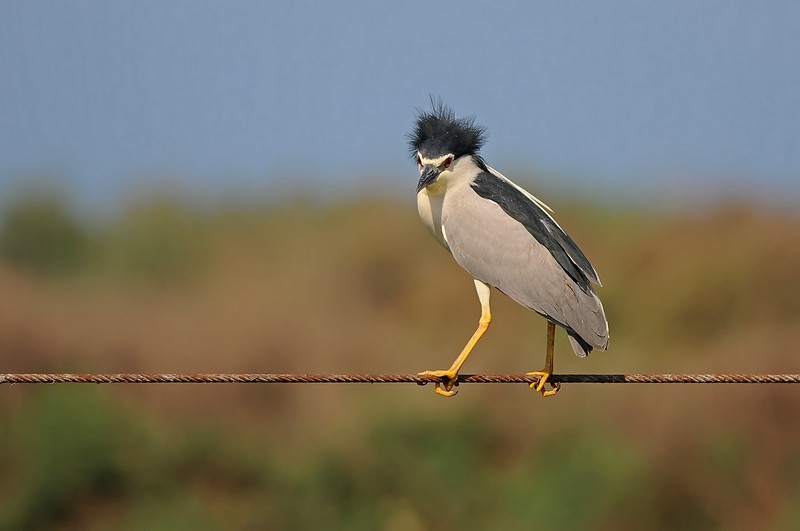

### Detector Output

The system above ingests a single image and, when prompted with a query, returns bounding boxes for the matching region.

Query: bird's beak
[416,165,441,192]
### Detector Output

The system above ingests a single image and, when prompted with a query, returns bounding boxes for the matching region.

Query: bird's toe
[418,369,459,397]
[526,370,561,397]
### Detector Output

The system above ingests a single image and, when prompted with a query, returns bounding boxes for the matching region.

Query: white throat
[421,155,482,195]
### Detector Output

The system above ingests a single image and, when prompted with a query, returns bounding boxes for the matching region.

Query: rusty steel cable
[1,372,800,386]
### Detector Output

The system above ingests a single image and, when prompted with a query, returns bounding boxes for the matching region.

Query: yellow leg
[419,280,491,397]
[526,321,561,397]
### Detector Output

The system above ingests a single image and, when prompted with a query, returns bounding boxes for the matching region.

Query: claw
[526,370,561,398]
[542,383,560,397]
[418,370,459,397]
[434,383,458,397]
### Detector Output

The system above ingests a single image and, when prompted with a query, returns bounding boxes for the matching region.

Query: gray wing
[442,179,609,355]
[472,169,601,292]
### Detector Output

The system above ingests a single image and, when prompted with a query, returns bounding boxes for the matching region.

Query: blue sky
[1,1,799,209]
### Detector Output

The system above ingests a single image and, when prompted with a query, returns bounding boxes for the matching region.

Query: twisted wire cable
[2,372,799,385]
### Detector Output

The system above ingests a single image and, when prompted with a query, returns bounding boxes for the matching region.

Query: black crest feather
[408,98,486,161]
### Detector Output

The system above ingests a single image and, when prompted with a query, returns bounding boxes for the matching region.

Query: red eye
[443,157,452,169]
[416,155,422,166]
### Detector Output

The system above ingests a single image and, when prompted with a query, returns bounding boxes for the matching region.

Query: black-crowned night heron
[410,102,609,397]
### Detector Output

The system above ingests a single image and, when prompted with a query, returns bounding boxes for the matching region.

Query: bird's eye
[416,155,422,166]
[443,157,453,169]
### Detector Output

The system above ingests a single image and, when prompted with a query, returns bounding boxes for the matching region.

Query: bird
[409,101,609,397]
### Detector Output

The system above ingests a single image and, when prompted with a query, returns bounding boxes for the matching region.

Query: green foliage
[0,389,129,530]
[0,389,268,530]
[97,200,210,287]
[0,392,659,530]
[0,196,89,275]
[0,195,211,286]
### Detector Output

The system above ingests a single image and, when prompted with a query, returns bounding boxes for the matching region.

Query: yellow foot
[526,371,561,398]
[418,369,459,397]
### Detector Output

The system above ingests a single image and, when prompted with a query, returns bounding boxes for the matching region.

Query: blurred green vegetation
[1,192,800,530]
[0,196,89,275]
[96,200,211,287]
[0,196,209,287]
[0,388,718,530]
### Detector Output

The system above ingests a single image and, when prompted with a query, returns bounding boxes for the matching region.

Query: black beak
[416,165,440,192]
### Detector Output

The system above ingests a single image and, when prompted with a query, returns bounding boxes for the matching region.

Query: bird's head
[408,100,487,192]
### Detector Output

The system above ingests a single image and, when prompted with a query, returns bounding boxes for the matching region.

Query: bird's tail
[567,328,609,358]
